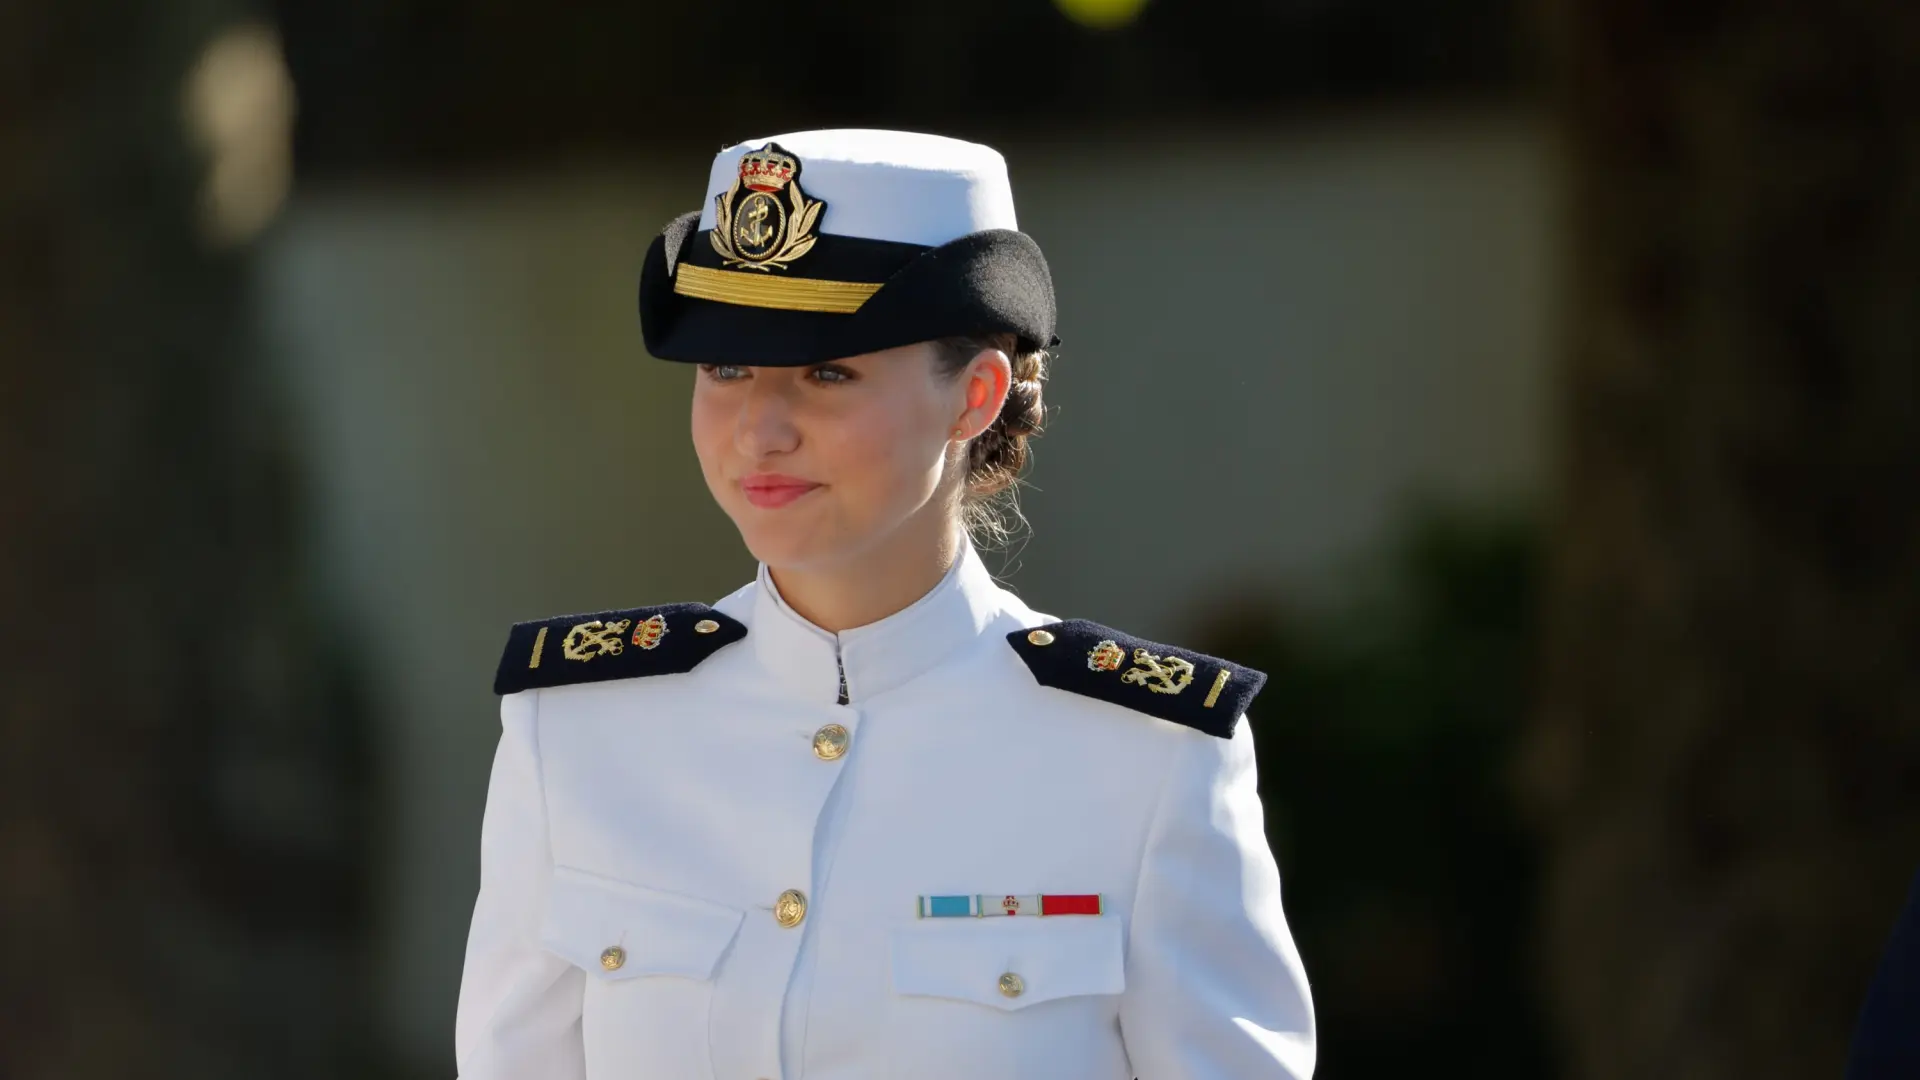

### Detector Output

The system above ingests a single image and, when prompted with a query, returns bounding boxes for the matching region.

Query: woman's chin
[734,523,844,573]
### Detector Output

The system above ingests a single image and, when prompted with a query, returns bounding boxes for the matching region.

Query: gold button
[599,946,625,971]
[694,619,720,634]
[775,889,808,928]
[812,724,850,761]
[998,971,1025,998]
[1027,629,1055,646]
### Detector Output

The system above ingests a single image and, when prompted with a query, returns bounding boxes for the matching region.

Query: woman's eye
[809,365,854,384]
[701,364,749,382]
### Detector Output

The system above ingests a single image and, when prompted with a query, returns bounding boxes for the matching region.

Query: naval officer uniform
[455,130,1316,1080]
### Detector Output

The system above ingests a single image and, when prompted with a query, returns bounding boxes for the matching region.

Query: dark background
[4,0,1917,1077]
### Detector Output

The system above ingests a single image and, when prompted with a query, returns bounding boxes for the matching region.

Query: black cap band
[640,210,1058,367]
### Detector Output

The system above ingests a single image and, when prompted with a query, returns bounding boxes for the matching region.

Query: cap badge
[710,142,826,273]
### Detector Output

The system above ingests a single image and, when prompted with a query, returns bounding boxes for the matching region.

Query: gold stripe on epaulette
[1203,668,1230,708]
[529,626,547,669]
[673,263,881,314]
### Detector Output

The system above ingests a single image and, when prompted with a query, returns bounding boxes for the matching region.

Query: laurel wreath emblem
[710,177,825,272]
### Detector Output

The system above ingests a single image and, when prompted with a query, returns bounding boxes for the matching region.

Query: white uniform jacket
[456,546,1315,1080]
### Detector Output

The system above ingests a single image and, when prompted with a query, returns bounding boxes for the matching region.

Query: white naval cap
[640,128,1057,368]
[693,129,1020,248]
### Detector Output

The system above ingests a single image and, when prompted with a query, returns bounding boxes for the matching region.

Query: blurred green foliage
[1201,505,1551,1078]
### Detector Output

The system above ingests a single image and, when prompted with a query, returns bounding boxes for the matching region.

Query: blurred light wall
[257,108,1555,1066]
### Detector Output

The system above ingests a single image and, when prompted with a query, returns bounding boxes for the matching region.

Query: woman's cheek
[688,398,727,471]
[864,421,932,503]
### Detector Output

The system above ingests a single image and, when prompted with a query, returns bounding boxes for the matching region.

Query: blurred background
[4,0,1917,1077]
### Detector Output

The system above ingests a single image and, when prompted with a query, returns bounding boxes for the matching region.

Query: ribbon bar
[917,894,1103,918]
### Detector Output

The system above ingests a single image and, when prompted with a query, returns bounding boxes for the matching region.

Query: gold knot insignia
[1119,648,1195,695]
[563,619,632,662]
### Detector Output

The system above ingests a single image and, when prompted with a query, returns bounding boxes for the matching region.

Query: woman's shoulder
[999,615,1268,740]
[490,600,746,696]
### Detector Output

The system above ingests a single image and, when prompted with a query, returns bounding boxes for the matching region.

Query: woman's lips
[740,474,821,509]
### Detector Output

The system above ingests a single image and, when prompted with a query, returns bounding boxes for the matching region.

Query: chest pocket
[889,916,1126,1011]
[539,865,744,982]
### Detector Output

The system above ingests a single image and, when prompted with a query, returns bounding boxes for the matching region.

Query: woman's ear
[952,348,1012,441]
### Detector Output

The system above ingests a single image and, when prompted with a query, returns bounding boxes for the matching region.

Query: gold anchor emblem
[562,619,632,662]
[741,199,774,247]
[1120,648,1195,695]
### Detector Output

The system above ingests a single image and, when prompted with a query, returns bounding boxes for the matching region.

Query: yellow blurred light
[181,21,297,249]
[1053,0,1151,30]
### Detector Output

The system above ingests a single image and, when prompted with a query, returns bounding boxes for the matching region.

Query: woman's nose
[735,382,800,458]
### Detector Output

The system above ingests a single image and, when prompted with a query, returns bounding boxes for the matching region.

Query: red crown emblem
[1088,640,1127,672]
[739,147,799,193]
[630,614,668,651]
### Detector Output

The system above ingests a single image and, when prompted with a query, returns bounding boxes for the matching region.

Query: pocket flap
[889,917,1125,1011]
[540,866,744,982]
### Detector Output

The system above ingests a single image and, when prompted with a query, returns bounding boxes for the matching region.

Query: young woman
[456,129,1315,1080]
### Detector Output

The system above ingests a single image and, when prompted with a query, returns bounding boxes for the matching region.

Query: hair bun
[998,376,1045,439]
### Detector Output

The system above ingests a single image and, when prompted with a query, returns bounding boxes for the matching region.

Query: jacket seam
[528,688,551,858]
[1122,727,1190,962]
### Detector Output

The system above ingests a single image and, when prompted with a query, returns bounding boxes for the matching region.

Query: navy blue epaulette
[1005,619,1267,739]
[493,603,747,695]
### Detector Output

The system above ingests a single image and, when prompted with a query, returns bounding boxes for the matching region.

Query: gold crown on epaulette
[739,147,800,193]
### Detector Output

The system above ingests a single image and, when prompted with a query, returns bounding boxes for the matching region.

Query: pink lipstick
[740,473,821,509]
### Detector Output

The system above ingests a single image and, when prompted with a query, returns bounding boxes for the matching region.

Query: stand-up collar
[748,544,1005,704]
